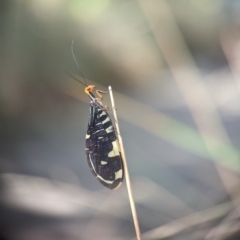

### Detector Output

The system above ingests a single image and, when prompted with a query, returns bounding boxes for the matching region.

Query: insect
[70,41,124,189]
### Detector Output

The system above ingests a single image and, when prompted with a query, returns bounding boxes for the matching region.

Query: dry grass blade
[109,86,141,240]
[141,197,240,239]
[137,0,240,203]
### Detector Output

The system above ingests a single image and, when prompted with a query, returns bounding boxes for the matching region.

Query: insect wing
[85,106,124,189]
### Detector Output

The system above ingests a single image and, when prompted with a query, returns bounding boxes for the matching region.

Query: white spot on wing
[102,117,110,124]
[100,111,106,117]
[115,169,123,179]
[106,126,113,133]
[108,140,120,157]
[86,134,90,139]
[101,161,107,165]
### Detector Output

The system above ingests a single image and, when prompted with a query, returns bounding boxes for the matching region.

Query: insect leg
[94,90,117,111]
[96,89,108,100]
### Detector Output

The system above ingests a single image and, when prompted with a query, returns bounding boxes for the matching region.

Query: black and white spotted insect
[70,41,124,189]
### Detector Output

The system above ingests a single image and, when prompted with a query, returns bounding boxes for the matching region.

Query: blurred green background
[1,0,240,239]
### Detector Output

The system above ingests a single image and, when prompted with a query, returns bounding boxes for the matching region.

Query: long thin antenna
[66,71,87,87]
[71,40,88,86]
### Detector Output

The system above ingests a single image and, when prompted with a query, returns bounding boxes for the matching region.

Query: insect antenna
[66,71,87,87]
[71,40,88,86]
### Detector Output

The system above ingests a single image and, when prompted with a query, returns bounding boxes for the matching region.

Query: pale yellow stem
[108,86,141,240]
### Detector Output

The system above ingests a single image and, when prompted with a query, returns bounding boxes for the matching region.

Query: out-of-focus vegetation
[1,0,240,239]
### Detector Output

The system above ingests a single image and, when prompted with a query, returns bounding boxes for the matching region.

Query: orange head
[84,85,95,95]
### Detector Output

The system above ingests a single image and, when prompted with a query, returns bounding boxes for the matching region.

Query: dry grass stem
[109,86,141,240]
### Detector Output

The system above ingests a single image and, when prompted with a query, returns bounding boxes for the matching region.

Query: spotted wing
[85,105,124,189]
